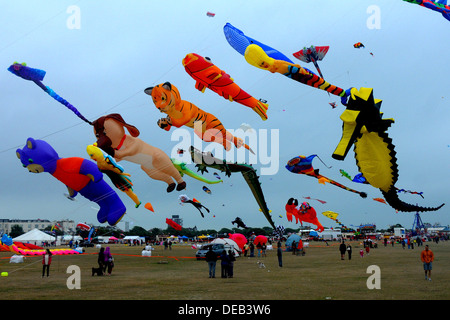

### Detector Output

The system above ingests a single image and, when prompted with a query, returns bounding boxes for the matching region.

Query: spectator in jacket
[227,250,236,278]
[220,250,230,278]
[205,247,218,278]
[421,245,434,281]
[98,247,105,273]
[42,249,52,278]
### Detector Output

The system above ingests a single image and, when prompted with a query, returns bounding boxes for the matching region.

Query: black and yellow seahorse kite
[332,87,444,212]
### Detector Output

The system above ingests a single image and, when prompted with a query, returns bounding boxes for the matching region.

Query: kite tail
[44,86,93,125]
[326,178,368,198]
[382,188,445,212]
[7,62,92,126]
[233,136,255,154]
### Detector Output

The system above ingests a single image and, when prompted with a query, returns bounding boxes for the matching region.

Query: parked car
[195,243,227,260]
[78,240,94,248]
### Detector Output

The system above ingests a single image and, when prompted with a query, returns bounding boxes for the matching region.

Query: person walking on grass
[42,249,52,278]
[421,245,434,281]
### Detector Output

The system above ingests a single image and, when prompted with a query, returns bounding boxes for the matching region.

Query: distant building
[0,219,75,234]
[172,215,183,227]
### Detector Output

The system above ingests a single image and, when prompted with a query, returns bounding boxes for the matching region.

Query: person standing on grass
[347,244,352,260]
[220,250,230,278]
[205,246,217,278]
[227,250,236,278]
[339,241,347,260]
[42,249,52,278]
[104,247,114,276]
[421,245,434,281]
[277,242,283,267]
[98,247,105,273]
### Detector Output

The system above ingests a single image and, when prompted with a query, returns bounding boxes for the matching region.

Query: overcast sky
[1,0,448,233]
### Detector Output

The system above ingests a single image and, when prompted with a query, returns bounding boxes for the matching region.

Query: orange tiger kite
[182,53,269,121]
[144,82,254,154]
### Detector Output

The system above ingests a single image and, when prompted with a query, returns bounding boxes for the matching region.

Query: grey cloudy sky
[1,0,448,232]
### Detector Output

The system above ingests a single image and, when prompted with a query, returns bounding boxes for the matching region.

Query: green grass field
[1,240,449,301]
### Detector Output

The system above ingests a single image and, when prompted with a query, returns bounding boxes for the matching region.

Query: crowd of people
[36,233,442,282]
[205,247,236,278]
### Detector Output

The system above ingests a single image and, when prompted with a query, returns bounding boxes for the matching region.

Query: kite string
[316,155,332,169]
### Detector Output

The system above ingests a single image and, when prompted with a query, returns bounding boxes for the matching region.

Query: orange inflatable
[145,82,254,154]
[285,198,324,232]
[182,53,269,121]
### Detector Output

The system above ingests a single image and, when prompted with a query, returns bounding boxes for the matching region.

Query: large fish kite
[182,53,269,121]
[286,154,368,198]
[403,0,450,21]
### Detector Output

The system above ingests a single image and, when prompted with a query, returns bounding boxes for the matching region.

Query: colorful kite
[253,235,268,246]
[203,186,212,194]
[223,23,294,63]
[228,233,247,250]
[8,62,93,125]
[244,44,350,102]
[171,158,223,184]
[7,63,189,194]
[2,235,80,256]
[206,11,215,17]
[293,45,329,79]
[403,0,450,21]
[144,82,254,154]
[92,113,187,193]
[87,144,142,208]
[303,196,327,204]
[179,194,210,218]
[182,53,269,121]
[331,87,444,212]
[166,218,182,231]
[144,202,154,212]
[76,223,91,231]
[285,198,324,232]
[190,147,276,229]
[16,138,127,226]
[395,188,424,198]
[340,169,369,184]
[322,211,347,229]
[353,42,374,56]
[231,217,249,229]
[286,155,368,198]
[373,198,387,204]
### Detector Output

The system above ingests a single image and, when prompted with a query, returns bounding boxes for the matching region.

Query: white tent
[209,238,241,256]
[13,228,56,244]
